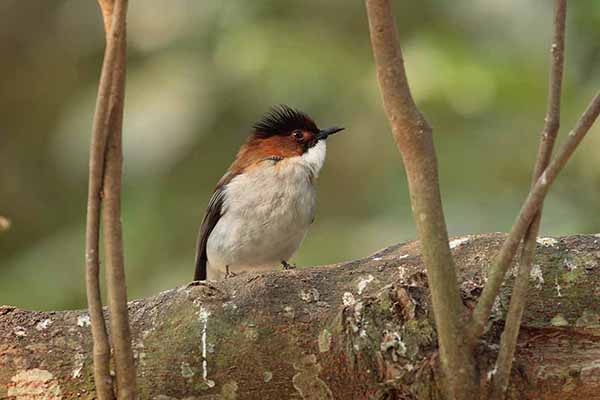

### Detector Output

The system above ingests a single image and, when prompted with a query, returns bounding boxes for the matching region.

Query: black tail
[194,253,207,281]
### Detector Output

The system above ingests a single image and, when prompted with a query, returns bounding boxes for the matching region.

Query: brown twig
[98,0,115,35]
[489,1,567,398]
[85,1,128,398]
[364,0,476,398]
[469,89,600,342]
[97,1,137,399]
[85,0,134,399]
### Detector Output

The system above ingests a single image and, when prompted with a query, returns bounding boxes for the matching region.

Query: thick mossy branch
[2,234,600,399]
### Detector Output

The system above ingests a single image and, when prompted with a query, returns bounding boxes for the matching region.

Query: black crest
[252,105,318,138]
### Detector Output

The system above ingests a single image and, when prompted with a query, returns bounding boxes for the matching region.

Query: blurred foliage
[1,1,599,311]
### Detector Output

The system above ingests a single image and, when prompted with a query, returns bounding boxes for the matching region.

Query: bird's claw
[281,260,297,270]
[225,265,238,279]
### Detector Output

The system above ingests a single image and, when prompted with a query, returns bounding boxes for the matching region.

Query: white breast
[206,141,327,279]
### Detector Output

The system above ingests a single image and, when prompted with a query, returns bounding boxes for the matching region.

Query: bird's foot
[224,265,238,279]
[281,260,297,270]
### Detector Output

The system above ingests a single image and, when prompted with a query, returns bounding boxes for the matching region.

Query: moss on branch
[1,234,600,399]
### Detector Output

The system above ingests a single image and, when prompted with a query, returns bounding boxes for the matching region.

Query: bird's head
[245,105,344,159]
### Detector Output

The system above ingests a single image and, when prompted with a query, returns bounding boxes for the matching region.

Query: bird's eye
[292,130,304,141]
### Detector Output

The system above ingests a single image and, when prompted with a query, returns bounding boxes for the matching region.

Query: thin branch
[469,89,600,342]
[84,0,128,398]
[97,0,137,398]
[364,0,476,398]
[489,1,567,398]
[98,0,115,35]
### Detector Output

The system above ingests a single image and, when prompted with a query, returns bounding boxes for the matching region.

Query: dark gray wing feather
[194,187,226,281]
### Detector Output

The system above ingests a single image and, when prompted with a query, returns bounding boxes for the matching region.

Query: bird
[194,105,344,281]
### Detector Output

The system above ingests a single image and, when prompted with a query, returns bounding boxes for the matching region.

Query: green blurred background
[1,1,599,311]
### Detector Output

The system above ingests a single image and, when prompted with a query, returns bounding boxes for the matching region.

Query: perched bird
[194,105,344,281]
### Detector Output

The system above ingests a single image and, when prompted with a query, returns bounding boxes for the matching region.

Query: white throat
[300,140,327,178]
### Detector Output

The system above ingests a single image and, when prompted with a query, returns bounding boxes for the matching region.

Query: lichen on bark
[1,234,600,399]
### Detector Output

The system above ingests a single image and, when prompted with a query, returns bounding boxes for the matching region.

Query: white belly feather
[206,141,326,279]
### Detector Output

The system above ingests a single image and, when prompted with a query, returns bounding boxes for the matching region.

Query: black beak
[317,126,345,140]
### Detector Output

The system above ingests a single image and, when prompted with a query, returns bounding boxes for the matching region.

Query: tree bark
[2,234,600,399]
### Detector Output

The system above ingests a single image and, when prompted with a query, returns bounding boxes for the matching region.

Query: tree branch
[85,1,133,399]
[97,0,137,399]
[364,1,476,398]
[3,235,600,399]
[98,0,115,36]
[469,89,600,342]
[489,1,567,398]
[84,1,128,398]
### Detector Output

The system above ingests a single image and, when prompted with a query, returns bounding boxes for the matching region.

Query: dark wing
[193,149,257,280]
[193,186,226,281]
